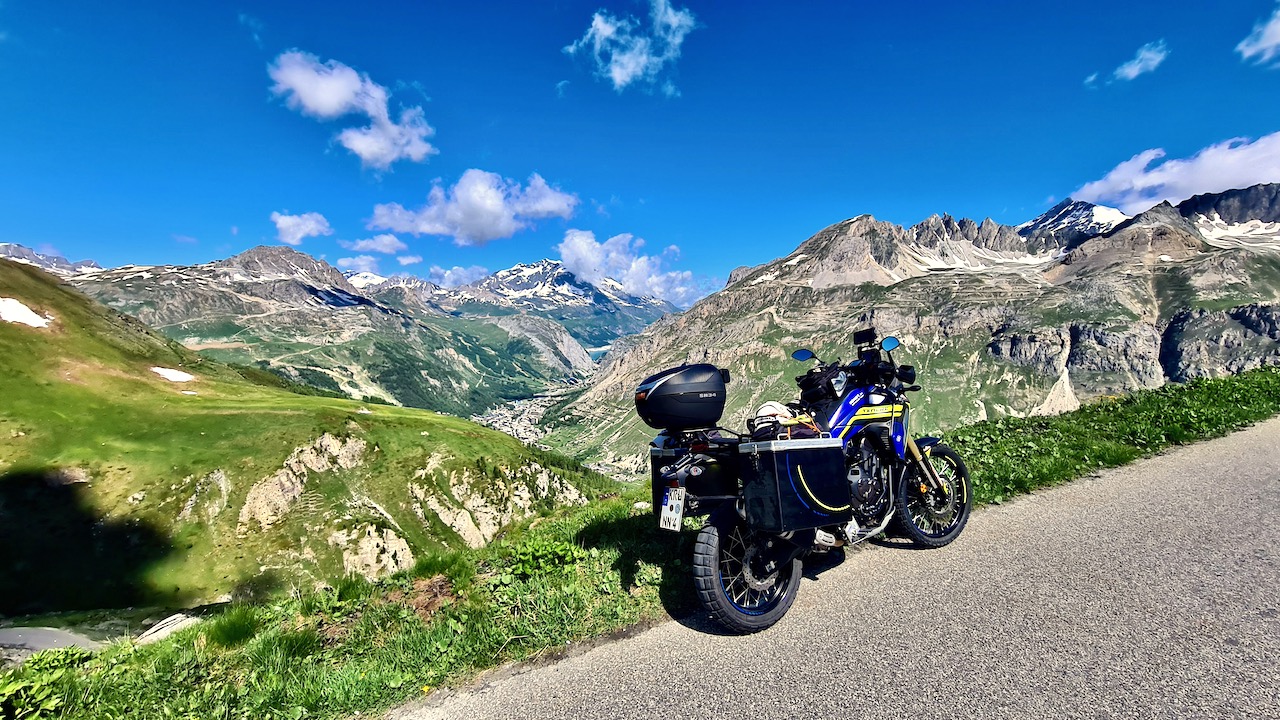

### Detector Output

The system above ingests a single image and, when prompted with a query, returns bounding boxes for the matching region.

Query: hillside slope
[543,188,1280,473]
[68,247,588,417]
[0,260,613,614]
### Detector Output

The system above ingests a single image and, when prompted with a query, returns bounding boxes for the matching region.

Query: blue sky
[3,1,1280,305]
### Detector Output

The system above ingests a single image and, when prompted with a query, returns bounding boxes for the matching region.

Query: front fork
[905,437,948,496]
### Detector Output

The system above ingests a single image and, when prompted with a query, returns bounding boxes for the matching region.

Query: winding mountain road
[395,417,1280,720]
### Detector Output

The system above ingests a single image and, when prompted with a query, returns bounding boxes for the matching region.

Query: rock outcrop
[1161,304,1280,382]
[238,434,366,532]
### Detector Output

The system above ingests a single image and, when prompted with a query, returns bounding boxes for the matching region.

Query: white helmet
[754,401,794,421]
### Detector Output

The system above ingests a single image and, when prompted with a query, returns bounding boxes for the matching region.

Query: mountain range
[541,184,1280,473]
[32,248,674,417]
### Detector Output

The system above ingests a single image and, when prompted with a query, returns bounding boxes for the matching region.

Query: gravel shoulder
[393,416,1280,720]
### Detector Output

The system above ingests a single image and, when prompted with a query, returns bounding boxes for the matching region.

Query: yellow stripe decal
[796,465,851,513]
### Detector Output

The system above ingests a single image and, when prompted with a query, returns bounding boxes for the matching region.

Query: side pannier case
[634,364,729,431]
[738,437,853,533]
[648,438,740,517]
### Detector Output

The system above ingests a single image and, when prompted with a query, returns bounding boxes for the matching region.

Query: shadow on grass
[574,510,850,636]
[0,468,182,616]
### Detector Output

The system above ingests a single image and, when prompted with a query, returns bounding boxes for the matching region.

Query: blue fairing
[827,386,909,460]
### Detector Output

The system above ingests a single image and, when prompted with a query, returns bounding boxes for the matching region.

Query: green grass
[0,260,617,615]
[5,364,1277,720]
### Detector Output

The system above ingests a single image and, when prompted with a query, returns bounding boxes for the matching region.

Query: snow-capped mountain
[430,259,676,347]
[456,259,670,311]
[1016,199,1130,253]
[345,271,388,289]
[0,243,100,276]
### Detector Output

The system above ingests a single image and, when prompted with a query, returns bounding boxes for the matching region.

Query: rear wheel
[692,511,801,634]
[893,443,971,548]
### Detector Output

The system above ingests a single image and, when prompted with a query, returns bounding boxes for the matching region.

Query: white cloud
[341,233,407,254]
[564,0,697,94]
[336,255,380,274]
[1238,3,1280,66]
[397,255,423,266]
[427,264,490,287]
[369,169,578,246]
[172,234,198,244]
[1083,72,1099,88]
[270,211,333,246]
[1112,40,1168,82]
[556,229,700,306]
[268,50,437,170]
[1074,132,1280,214]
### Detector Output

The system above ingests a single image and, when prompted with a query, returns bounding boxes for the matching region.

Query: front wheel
[692,511,801,634]
[893,443,972,548]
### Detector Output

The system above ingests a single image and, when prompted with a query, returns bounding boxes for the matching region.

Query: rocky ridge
[67,247,596,415]
[544,184,1280,474]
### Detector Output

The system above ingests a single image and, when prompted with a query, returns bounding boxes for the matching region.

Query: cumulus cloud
[397,255,423,266]
[369,169,578,246]
[556,229,701,307]
[1074,132,1280,214]
[427,264,490,287]
[336,255,380,274]
[270,211,333,246]
[268,50,437,170]
[341,233,407,254]
[1238,3,1280,65]
[564,0,697,95]
[1112,40,1168,81]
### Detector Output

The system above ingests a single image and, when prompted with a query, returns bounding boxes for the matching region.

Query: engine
[847,438,891,524]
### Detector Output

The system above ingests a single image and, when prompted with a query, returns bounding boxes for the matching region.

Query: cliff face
[1161,304,1280,382]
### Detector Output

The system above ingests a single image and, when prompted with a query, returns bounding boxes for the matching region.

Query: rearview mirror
[881,336,900,352]
[791,349,815,362]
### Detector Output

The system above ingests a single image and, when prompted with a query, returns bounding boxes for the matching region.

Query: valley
[0,259,614,614]
[4,183,1280,611]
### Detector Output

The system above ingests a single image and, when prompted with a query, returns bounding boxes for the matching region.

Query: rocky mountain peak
[1176,184,1280,225]
[910,214,1025,253]
[213,246,354,291]
[1117,201,1197,232]
[1017,199,1129,253]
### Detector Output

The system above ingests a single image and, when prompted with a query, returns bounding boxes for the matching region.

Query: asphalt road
[395,418,1280,720]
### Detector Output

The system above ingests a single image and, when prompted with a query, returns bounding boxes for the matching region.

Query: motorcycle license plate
[659,487,686,532]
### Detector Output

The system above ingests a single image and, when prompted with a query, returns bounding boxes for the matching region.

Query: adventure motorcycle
[634,327,971,633]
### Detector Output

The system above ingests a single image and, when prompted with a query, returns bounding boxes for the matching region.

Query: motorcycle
[635,327,972,633]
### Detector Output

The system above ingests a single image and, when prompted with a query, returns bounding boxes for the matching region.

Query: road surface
[394,417,1280,720]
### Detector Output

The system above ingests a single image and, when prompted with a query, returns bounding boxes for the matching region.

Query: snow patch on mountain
[1192,213,1280,250]
[0,298,53,328]
[346,271,388,289]
[151,367,195,382]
